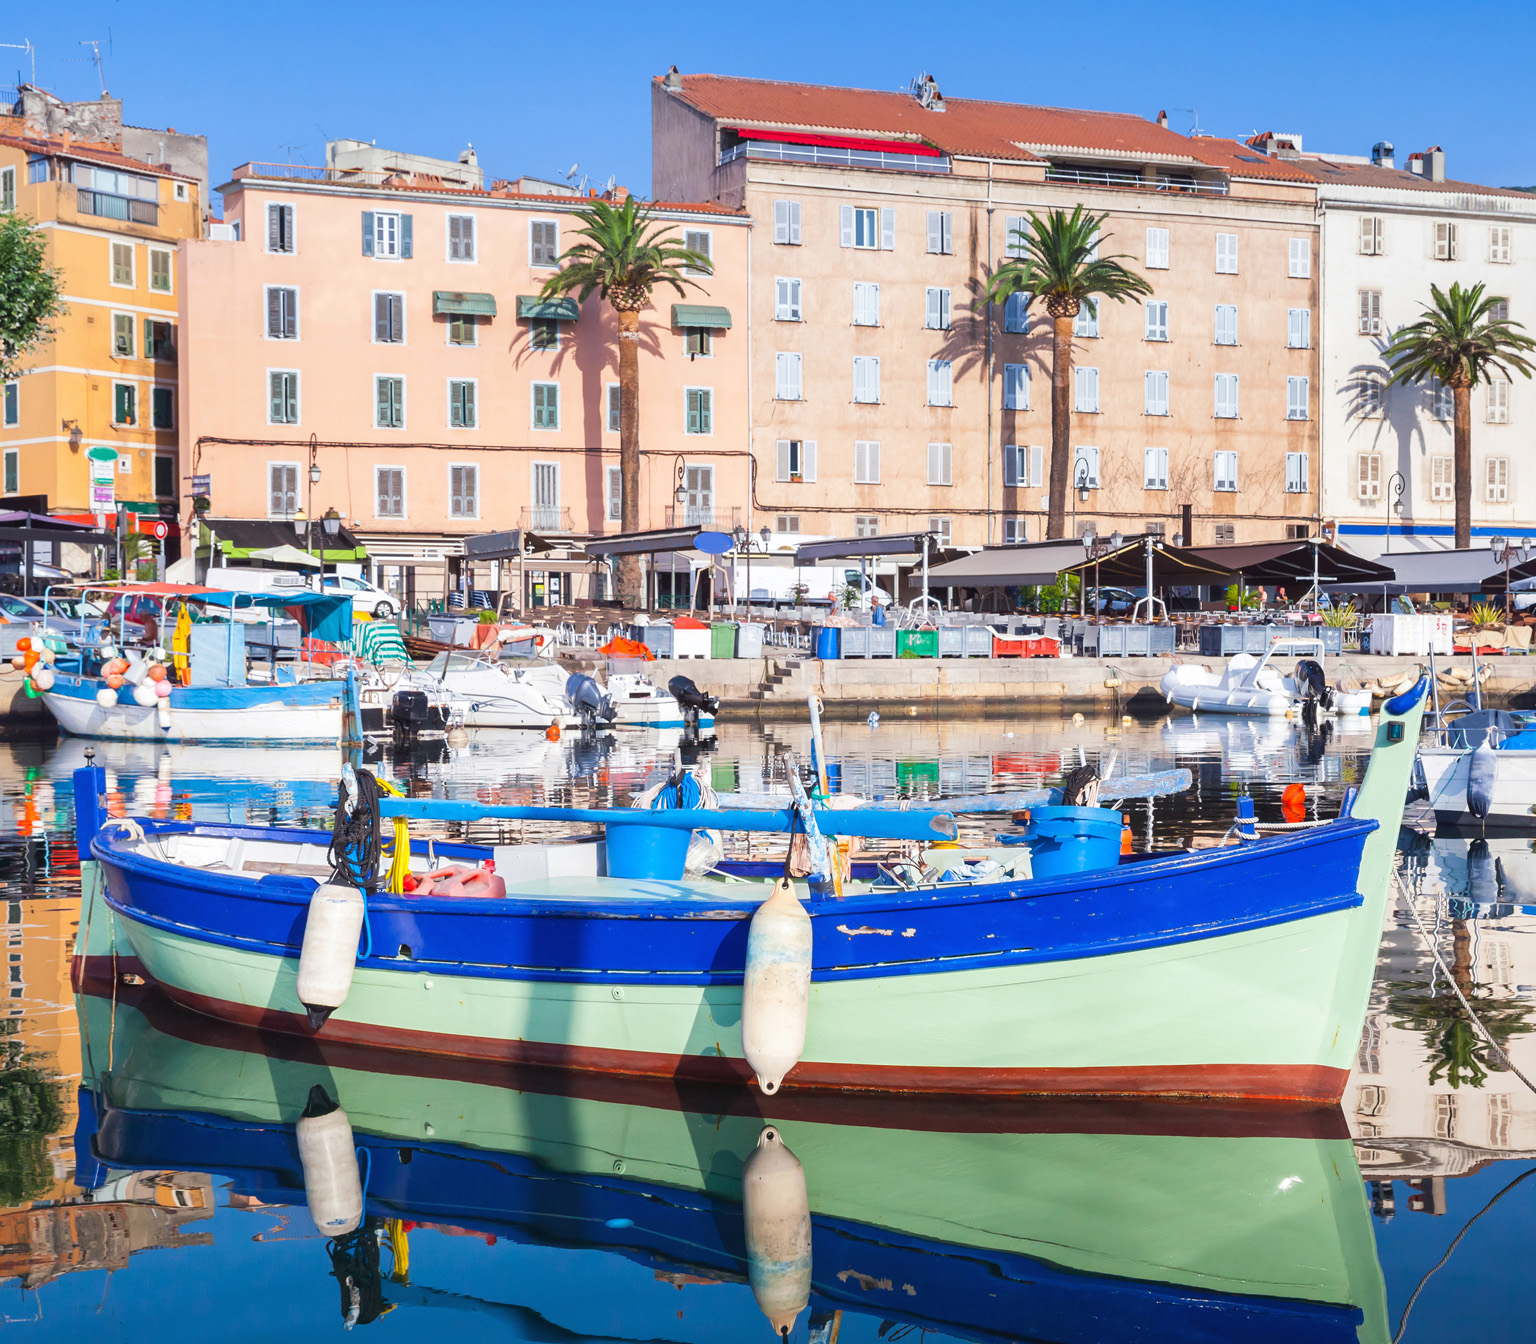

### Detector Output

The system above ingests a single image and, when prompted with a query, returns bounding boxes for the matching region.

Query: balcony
[520,506,572,534]
[76,188,159,224]
[664,505,742,530]
[1043,165,1229,197]
[720,141,950,175]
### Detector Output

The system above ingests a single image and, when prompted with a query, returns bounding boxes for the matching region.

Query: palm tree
[539,198,710,605]
[979,206,1152,540]
[1382,281,1536,550]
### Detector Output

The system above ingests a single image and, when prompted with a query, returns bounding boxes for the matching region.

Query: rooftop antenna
[278,143,302,164]
[1171,106,1205,137]
[0,39,35,86]
[77,38,108,97]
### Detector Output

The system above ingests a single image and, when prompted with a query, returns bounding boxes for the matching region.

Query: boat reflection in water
[77,986,1390,1344]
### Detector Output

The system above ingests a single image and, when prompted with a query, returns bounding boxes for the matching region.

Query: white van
[733,565,892,609]
[203,566,312,595]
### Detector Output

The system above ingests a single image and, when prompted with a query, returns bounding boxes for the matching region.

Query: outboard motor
[566,673,616,729]
[668,675,720,732]
[1294,658,1334,719]
[390,689,431,744]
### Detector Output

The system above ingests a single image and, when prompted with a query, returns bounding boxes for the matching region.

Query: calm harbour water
[0,710,1532,1343]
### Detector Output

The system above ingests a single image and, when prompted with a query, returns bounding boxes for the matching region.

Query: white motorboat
[1160,637,1371,718]
[1417,708,1536,831]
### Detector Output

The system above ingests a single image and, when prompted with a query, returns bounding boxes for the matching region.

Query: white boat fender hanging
[741,876,812,1095]
[296,883,367,1029]
[156,691,172,730]
[742,1126,812,1339]
[1466,741,1498,821]
[296,1084,364,1237]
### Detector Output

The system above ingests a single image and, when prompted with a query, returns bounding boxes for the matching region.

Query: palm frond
[538,197,709,310]
[976,204,1152,317]
[1383,280,1536,389]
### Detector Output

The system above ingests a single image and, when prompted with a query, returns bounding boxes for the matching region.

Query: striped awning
[671,304,732,329]
[516,296,580,321]
[433,291,497,317]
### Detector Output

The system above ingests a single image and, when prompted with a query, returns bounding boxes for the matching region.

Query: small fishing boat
[76,678,1428,1103]
[1160,636,1371,718]
[1416,707,1536,832]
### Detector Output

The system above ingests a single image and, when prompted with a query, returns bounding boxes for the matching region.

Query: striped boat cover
[351,620,411,666]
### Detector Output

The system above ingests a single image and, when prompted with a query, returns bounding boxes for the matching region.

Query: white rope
[1253,818,1330,831]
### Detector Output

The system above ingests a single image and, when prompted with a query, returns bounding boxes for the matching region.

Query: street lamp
[673,454,688,518]
[1071,459,1091,540]
[1492,535,1529,621]
[306,433,322,570]
[1385,471,1406,555]
[733,523,748,618]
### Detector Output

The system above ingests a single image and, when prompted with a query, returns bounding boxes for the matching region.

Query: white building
[1301,137,1536,558]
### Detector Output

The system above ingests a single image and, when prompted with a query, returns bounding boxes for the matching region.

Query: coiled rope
[329,769,383,895]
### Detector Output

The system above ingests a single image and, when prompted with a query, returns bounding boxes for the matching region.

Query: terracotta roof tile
[1303,158,1534,199]
[0,125,190,179]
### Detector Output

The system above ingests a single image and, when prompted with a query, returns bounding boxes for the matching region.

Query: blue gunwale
[96,817,1375,987]
[46,672,345,711]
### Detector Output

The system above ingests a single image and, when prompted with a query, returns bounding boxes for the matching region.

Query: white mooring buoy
[296,883,367,1029]
[741,877,812,1094]
[296,1085,363,1237]
[742,1126,811,1338]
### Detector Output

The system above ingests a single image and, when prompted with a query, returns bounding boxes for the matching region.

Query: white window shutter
[927,442,940,484]
[789,354,801,401]
[840,205,855,248]
[881,207,895,251]
[869,441,880,482]
[1005,214,1026,258]
[854,441,867,481]
[927,211,941,253]
[1003,445,1019,486]
[776,278,789,319]
[774,200,788,244]
[868,358,879,402]
[1029,444,1044,488]
[926,288,940,328]
[1146,227,1169,268]
[789,201,801,245]
[776,440,792,482]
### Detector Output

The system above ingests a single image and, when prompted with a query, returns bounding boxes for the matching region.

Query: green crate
[897,629,938,658]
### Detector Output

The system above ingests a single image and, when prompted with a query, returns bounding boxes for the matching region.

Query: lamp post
[732,523,747,619]
[1385,471,1405,555]
[306,433,322,573]
[672,455,689,521]
[1491,536,1529,622]
[321,507,341,583]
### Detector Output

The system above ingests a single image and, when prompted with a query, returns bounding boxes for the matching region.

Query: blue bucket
[604,820,691,880]
[1023,805,1123,878]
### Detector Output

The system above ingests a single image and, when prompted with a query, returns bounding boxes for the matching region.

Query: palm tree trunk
[1048,315,1073,540]
[1454,384,1472,550]
[617,307,642,606]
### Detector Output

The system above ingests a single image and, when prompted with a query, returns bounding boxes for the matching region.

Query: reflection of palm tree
[1387,982,1536,1089]
[0,1020,63,1205]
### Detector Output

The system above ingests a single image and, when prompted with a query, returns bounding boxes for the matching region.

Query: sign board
[89,451,115,512]
[86,446,118,463]
[191,474,211,495]
[137,519,169,540]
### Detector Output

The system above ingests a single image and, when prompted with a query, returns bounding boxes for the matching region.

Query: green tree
[539,198,709,606]
[0,213,67,383]
[979,207,1152,540]
[1382,281,1536,549]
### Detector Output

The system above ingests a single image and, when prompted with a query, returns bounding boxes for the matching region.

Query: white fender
[741,877,812,1094]
[296,1086,363,1237]
[296,883,366,1029]
[132,682,157,707]
[95,687,118,708]
[156,695,172,730]
[29,665,54,692]
[742,1126,811,1339]
[1467,742,1498,821]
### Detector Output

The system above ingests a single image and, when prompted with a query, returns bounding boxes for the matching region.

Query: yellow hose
[374,775,410,894]
[386,1218,410,1283]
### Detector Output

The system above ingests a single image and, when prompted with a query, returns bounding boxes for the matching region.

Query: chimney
[459,143,478,167]
[1407,152,1424,175]
[663,65,682,91]
[1426,145,1445,182]
[1156,109,1168,128]
[1371,140,1394,169]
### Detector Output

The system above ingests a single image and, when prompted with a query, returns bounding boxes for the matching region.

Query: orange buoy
[105,673,125,690]
[1281,783,1306,823]
[545,722,561,741]
[14,637,30,653]
[1120,821,1132,855]
[147,663,168,682]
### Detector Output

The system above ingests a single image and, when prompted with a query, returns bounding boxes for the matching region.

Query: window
[773,199,802,245]
[1490,225,1512,264]
[775,439,816,482]
[1430,455,1453,501]
[775,277,802,321]
[1003,363,1029,410]
[927,442,953,486]
[1287,307,1311,349]
[268,462,299,517]
[1003,517,1027,544]
[111,242,134,287]
[1145,300,1169,341]
[1214,522,1235,544]
[144,318,174,361]
[269,370,299,424]
[26,157,47,185]
[1487,456,1510,502]
[1432,378,1453,421]
[681,464,714,522]
[1073,366,1099,413]
[855,515,880,538]
[1144,446,1169,490]
[1490,299,1510,324]
[840,205,892,250]
[1286,376,1309,420]
[266,286,298,339]
[530,318,560,351]
[531,381,560,429]
[375,467,405,518]
[154,454,175,498]
[449,379,477,429]
[926,210,953,255]
[447,214,476,262]
[1284,523,1309,541]
[605,465,622,521]
[1004,214,1028,258]
[112,312,135,358]
[1358,374,1385,418]
[1358,289,1382,335]
[1288,237,1311,277]
[365,210,410,259]
[853,282,879,327]
[1074,297,1098,338]
[1214,373,1239,419]
[148,248,173,293]
[529,220,558,266]
[1214,450,1238,492]
[2,448,15,494]
[151,386,174,429]
[1214,304,1237,346]
[448,314,477,346]
[0,166,12,212]
[1434,221,1458,260]
[267,203,295,254]
[927,360,953,407]
[1003,294,1028,334]
[1487,377,1510,424]
[1072,445,1100,489]
[449,464,478,517]
[374,292,404,343]
[925,287,952,330]
[685,387,712,434]
[1359,215,1383,255]
[775,352,802,401]
[2,381,16,426]
[375,375,405,428]
[175,181,188,201]
[1144,370,1169,416]
[929,517,952,547]
[853,356,880,404]
[777,515,801,534]
[606,383,621,432]
[683,229,712,276]
[1285,452,1310,494]
[1003,444,1043,488]
[685,327,711,357]
[854,440,881,484]
[1145,227,1170,269]
[113,382,137,426]
[1215,232,1238,273]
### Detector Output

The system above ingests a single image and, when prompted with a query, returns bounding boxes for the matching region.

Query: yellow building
[0,88,203,521]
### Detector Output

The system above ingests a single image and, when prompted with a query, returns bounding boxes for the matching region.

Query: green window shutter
[464,381,475,427]
[152,387,173,429]
[270,372,284,422]
[115,384,134,424]
[376,378,389,425]
[400,214,413,258]
[362,211,375,256]
[285,375,298,423]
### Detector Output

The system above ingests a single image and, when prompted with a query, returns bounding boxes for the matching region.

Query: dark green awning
[671,304,732,329]
[516,296,580,321]
[433,291,497,317]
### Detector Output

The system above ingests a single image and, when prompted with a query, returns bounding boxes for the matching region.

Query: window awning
[671,304,732,330]
[926,541,1093,586]
[433,291,497,317]
[516,296,580,321]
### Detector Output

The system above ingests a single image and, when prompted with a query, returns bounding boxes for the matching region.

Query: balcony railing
[231,161,479,190]
[76,188,159,223]
[1043,165,1229,197]
[520,506,572,534]
[664,505,742,530]
[720,141,950,175]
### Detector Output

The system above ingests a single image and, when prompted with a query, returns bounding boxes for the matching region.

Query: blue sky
[14,1,1536,200]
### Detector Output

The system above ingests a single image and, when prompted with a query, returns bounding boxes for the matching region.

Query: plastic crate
[1150,625,1177,655]
[993,634,1028,658]
[1026,637,1061,658]
[898,629,938,658]
[868,626,897,658]
[639,624,675,658]
[963,625,993,657]
[937,626,965,657]
[841,626,870,658]
[736,623,766,658]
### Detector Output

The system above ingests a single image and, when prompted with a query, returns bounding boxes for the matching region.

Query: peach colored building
[653,71,1323,549]
[178,153,750,599]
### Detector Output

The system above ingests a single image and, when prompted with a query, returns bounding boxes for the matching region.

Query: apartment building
[181,148,749,594]
[0,88,203,534]
[1300,138,1536,557]
[653,70,1322,548]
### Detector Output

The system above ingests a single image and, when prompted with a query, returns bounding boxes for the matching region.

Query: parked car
[320,574,399,619]
[1086,586,1138,616]
[0,594,45,658]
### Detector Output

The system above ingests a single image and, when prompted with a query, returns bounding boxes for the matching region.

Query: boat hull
[1420,746,1536,830]
[42,677,345,742]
